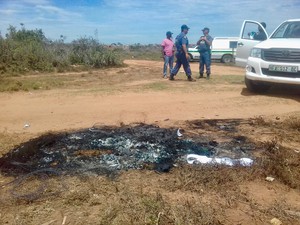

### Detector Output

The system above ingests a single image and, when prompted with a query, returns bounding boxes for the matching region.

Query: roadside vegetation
[0,25,123,76]
[0,25,163,92]
[0,25,162,76]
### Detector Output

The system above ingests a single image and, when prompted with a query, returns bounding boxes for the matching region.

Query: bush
[0,26,123,76]
[0,26,53,75]
[0,25,164,77]
[69,37,122,68]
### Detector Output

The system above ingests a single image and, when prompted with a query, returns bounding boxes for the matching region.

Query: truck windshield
[271,21,300,38]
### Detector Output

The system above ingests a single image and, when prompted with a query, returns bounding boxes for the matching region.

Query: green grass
[190,74,244,85]
[216,75,244,84]
[0,75,66,92]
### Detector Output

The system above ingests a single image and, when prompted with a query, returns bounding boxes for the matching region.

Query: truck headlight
[250,48,262,58]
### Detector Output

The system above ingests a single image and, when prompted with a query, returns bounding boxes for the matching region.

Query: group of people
[161,24,213,81]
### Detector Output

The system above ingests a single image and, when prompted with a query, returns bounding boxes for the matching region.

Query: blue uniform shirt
[175,32,189,52]
[197,35,213,53]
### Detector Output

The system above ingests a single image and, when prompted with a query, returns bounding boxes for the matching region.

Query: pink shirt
[161,38,174,57]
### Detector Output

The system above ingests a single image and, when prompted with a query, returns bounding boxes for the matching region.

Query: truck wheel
[245,77,271,93]
[221,54,233,63]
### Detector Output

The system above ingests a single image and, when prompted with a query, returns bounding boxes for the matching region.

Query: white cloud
[0,0,300,43]
[35,5,81,17]
[0,9,18,15]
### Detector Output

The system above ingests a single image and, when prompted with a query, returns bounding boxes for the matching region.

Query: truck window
[241,21,267,40]
[271,21,300,38]
[242,22,259,39]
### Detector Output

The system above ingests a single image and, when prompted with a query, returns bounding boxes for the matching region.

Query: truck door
[235,20,268,67]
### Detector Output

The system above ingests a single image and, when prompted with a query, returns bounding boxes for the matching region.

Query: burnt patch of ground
[0,117,300,225]
[0,121,255,177]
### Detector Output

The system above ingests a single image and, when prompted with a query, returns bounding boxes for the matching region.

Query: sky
[0,0,300,45]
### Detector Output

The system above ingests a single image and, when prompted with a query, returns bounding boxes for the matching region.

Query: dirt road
[0,60,299,134]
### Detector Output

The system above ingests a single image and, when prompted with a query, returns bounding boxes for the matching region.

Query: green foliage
[0,26,53,75]
[0,76,65,92]
[0,25,163,80]
[6,25,46,42]
[0,26,123,76]
[69,37,122,68]
[126,44,162,60]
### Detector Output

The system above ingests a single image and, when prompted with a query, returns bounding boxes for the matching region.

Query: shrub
[69,37,122,68]
[0,26,53,75]
[0,26,123,76]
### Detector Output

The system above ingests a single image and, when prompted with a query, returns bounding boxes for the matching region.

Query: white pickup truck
[235,19,300,92]
[188,37,238,63]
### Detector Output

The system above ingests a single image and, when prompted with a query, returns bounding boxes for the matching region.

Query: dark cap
[181,24,190,31]
[260,22,266,28]
[166,31,173,36]
[202,27,209,32]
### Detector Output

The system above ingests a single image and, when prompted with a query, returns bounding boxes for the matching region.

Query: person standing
[197,27,213,79]
[253,22,267,40]
[161,31,174,78]
[169,24,195,81]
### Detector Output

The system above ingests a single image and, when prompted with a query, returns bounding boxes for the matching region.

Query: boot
[187,76,196,82]
[198,73,204,79]
[206,72,210,80]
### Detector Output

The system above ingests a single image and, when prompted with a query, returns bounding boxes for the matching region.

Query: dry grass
[0,132,34,157]
[259,138,300,189]
[0,61,244,93]
[281,115,300,132]
[62,174,225,225]
[1,115,300,224]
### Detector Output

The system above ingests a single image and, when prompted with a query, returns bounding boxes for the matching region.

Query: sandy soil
[0,60,300,225]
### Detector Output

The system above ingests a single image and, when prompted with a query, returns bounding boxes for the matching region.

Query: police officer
[197,27,213,79]
[169,24,195,81]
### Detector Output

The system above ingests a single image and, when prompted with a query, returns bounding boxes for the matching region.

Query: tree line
[0,26,123,76]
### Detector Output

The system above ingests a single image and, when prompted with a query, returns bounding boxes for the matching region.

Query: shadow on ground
[241,84,300,102]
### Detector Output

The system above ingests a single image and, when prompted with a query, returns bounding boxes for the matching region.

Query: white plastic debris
[237,157,254,166]
[177,128,183,137]
[23,123,30,129]
[270,218,282,225]
[69,134,83,140]
[265,176,275,182]
[187,155,212,164]
[186,154,253,166]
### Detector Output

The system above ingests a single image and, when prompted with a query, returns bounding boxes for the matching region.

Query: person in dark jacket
[253,22,267,40]
[169,24,195,81]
